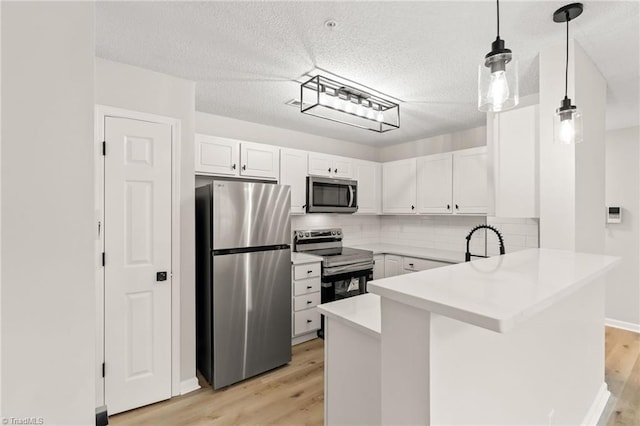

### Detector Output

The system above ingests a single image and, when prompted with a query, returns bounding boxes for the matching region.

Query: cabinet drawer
[293,277,321,296]
[294,292,321,312]
[294,309,321,336]
[403,256,452,272]
[293,263,321,280]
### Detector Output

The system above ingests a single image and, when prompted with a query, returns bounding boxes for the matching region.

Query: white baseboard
[180,377,201,395]
[582,382,610,426]
[605,318,640,333]
[292,333,318,346]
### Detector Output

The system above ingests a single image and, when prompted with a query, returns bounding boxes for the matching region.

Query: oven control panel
[294,228,342,241]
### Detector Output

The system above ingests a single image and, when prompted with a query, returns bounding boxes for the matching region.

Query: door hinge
[101,252,105,267]
[102,362,105,378]
[102,141,106,156]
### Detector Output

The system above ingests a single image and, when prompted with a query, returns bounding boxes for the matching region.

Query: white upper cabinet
[452,147,487,214]
[382,158,417,214]
[280,148,308,214]
[417,153,453,214]
[195,134,240,176]
[491,105,539,218]
[353,160,381,214]
[239,142,279,180]
[308,153,353,179]
[195,135,279,180]
[332,156,353,179]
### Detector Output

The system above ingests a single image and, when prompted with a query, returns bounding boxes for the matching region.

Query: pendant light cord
[496,0,500,38]
[565,13,569,99]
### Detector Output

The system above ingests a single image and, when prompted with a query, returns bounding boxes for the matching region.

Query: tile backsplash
[291,214,540,257]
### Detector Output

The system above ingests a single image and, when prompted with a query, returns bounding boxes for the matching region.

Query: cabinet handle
[411,205,415,210]
[447,204,450,210]
[307,270,313,274]
[306,319,313,324]
[455,204,459,210]
[242,165,247,171]
[232,164,236,170]
[409,263,414,267]
[302,204,307,209]
[334,168,338,173]
[307,300,313,304]
[328,168,332,172]
[306,285,313,289]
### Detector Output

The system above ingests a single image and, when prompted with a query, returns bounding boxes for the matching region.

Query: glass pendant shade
[478,54,519,112]
[554,103,583,144]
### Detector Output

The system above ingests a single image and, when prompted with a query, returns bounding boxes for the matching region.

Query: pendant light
[553,3,584,144]
[478,0,519,112]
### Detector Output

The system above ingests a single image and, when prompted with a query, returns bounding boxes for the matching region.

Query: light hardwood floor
[111,327,639,426]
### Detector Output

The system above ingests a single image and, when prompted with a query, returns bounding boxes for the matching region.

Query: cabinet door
[373,254,385,280]
[240,142,279,179]
[353,160,380,214]
[453,147,487,214]
[417,153,453,214]
[382,158,417,214]
[280,148,308,214]
[308,153,333,177]
[195,134,239,176]
[332,156,353,179]
[384,255,403,278]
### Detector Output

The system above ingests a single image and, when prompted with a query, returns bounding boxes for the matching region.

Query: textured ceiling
[96,1,639,147]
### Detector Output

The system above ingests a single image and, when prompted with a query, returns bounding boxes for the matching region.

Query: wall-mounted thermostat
[606,206,622,224]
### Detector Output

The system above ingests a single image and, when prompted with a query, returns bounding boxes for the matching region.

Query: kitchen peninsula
[318,248,620,425]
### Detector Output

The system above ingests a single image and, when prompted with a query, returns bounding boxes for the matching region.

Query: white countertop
[349,243,462,264]
[317,293,381,338]
[291,252,322,265]
[368,248,620,333]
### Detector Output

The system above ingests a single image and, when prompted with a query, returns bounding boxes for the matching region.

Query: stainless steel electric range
[294,228,373,338]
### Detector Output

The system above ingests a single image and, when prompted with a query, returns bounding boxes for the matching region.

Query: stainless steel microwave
[306,176,358,213]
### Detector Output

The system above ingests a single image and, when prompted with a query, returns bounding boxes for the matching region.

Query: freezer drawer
[212,247,292,389]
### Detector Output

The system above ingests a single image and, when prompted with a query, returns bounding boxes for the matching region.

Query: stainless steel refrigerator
[195,181,292,389]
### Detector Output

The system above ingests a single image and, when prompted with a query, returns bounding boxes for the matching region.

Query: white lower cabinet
[291,261,321,344]
[373,254,385,280]
[402,256,452,274]
[384,255,403,278]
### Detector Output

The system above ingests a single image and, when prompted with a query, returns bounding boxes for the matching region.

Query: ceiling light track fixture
[300,74,400,133]
[478,0,519,112]
[553,2,584,144]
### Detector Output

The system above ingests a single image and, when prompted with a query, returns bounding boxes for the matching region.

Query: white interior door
[104,117,172,415]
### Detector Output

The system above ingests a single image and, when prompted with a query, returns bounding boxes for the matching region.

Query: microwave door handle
[348,186,354,207]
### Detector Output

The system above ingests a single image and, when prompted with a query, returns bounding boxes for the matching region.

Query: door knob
[156,272,168,282]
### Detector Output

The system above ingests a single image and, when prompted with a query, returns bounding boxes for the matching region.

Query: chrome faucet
[465,225,505,262]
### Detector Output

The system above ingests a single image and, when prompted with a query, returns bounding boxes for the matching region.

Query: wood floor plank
[111,327,640,426]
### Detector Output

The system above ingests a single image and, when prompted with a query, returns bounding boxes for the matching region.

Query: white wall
[95,58,197,387]
[539,40,607,253]
[196,111,378,161]
[605,126,640,328]
[1,3,95,424]
[378,126,486,162]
